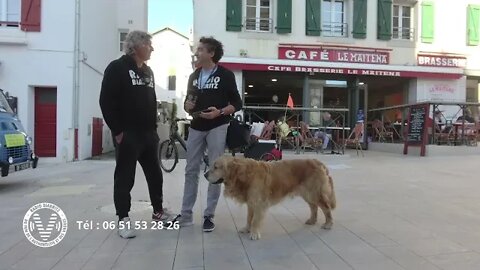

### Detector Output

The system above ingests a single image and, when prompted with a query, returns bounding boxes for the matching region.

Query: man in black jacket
[177,37,242,232]
[99,30,175,239]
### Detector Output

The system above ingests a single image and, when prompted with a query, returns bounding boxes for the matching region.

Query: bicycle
[158,117,209,173]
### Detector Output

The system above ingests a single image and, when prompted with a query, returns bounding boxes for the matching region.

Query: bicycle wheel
[259,152,276,162]
[158,140,179,172]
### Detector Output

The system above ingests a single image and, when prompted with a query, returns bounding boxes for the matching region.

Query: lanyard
[198,66,217,90]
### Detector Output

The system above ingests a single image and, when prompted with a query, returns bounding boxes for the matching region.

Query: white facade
[0,0,148,162]
[194,0,480,72]
[149,27,193,119]
[193,0,480,122]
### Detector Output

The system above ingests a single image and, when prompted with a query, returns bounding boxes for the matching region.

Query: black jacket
[99,55,157,136]
[185,65,242,131]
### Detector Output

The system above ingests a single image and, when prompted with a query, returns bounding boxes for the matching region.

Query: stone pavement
[1,151,480,270]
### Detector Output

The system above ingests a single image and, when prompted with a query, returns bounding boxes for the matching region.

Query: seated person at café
[433,110,444,132]
[314,112,336,153]
[456,108,475,123]
[276,117,302,144]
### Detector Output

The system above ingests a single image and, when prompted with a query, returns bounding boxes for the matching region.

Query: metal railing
[368,102,480,146]
[0,21,19,28]
[244,17,273,33]
[243,105,350,154]
[392,27,415,41]
[243,105,350,129]
[322,22,348,37]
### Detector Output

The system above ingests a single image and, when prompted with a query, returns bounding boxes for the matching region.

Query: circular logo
[23,203,68,248]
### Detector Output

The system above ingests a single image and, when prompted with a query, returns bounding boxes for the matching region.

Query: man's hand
[200,107,221,119]
[184,101,195,112]
[115,132,124,144]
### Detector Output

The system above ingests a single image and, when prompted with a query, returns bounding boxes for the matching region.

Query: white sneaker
[118,217,136,239]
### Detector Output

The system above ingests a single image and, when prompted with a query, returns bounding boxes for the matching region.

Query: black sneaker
[203,216,215,232]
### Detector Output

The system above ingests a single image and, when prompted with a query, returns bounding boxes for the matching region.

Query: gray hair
[123,30,152,55]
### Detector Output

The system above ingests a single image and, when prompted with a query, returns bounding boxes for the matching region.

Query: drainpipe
[72,0,81,161]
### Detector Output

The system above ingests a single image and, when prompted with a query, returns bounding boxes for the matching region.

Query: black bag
[226,118,251,150]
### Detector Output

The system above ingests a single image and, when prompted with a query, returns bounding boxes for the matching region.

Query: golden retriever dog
[204,156,336,240]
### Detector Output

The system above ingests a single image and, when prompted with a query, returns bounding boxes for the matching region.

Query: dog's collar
[212,178,224,185]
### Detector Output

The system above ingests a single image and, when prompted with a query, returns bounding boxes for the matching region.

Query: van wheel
[1,166,9,177]
[32,157,39,169]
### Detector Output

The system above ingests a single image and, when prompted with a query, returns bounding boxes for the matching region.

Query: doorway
[34,87,57,157]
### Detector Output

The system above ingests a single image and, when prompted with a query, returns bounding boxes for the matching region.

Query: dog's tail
[322,163,336,210]
[328,175,336,209]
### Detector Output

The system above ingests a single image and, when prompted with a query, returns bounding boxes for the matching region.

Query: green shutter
[467,4,480,46]
[306,0,321,36]
[226,0,242,32]
[352,0,367,39]
[277,0,292,34]
[421,1,435,43]
[377,0,392,40]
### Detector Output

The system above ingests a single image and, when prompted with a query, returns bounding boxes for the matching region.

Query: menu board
[404,104,428,156]
[407,106,427,143]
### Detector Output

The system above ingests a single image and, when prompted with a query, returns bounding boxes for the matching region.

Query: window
[322,0,347,37]
[245,0,272,32]
[0,122,16,131]
[168,75,176,91]
[119,31,129,52]
[0,0,21,26]
[393,4,413,40]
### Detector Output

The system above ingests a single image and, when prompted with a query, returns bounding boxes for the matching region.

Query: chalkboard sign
[406,106,427,143]
[404,104,429,156]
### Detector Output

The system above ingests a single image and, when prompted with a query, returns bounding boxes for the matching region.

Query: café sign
[278,46,390,65]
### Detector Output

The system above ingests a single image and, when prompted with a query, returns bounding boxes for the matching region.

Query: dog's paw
[321,222,333,230]
[305,218,317,225]
[239,226,250,233]
[249,231,261,240]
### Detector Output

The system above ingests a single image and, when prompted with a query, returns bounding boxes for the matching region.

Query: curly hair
[123,30,152,55]
[199,37,224,63]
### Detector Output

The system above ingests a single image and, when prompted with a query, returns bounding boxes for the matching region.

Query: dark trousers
[113,130,163,219]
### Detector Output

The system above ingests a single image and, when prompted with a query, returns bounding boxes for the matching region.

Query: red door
[35,87,57,157]
[92,118,103,156]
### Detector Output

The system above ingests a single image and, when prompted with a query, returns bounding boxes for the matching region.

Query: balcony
[322,22,348,38]
[244,17,273,33]
[393,27,415,41]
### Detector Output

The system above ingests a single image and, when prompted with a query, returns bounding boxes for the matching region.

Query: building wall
[194,0,480,71]
[194,0,479,125]
[0,0,76,162]
[194,0,417,63]
[416,0,480,74]
[0,0,149,162]
[194,0,480,65]
[77,0,148,160]
[149,29,193,119]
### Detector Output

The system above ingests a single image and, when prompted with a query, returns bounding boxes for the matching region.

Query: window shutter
[306,0,321,36]
[377,0,392,40]
[421,1,435,43]
[21,0,41,32]
[352,0,367,39]
[467,5,480,46]
[226,0,242,32]
[277,0,292,34]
